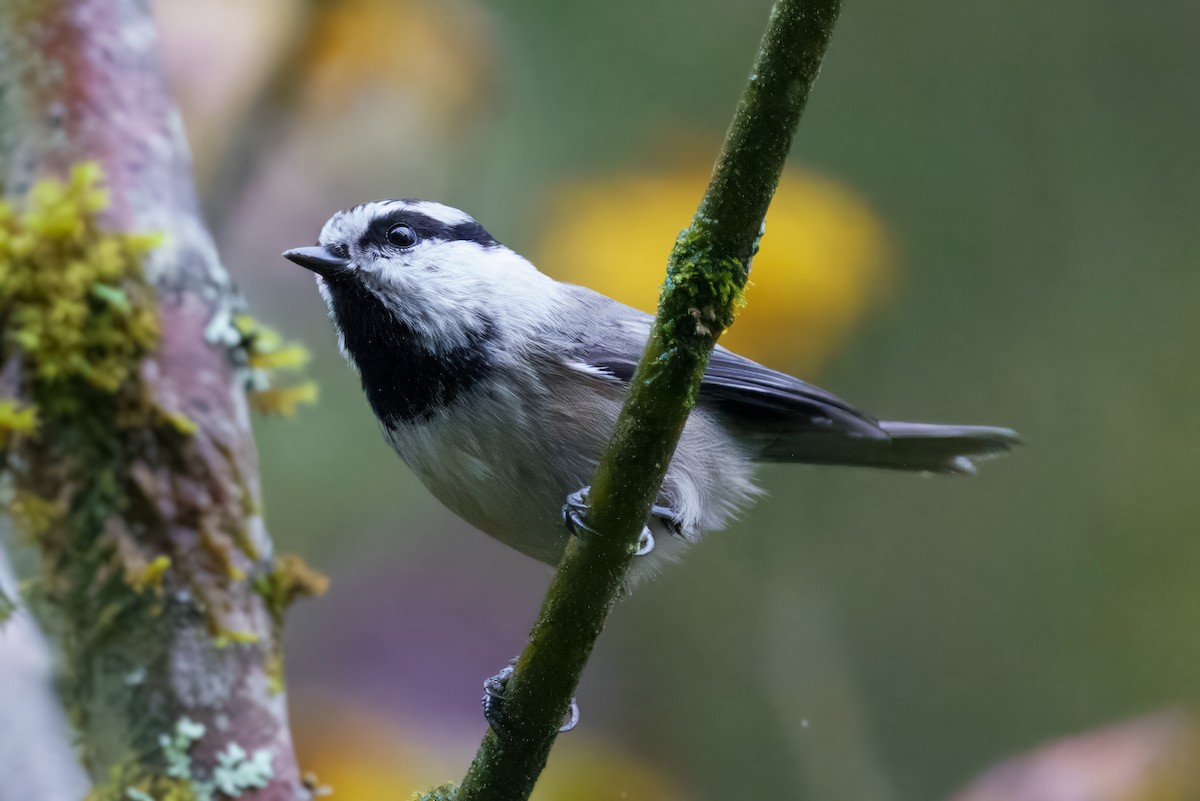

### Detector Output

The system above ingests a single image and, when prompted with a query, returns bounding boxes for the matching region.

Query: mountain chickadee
[284,199,1019,587]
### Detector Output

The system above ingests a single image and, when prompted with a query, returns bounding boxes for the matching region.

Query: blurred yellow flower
[305,0,494,127]
[294,698,686,800]
[536,167,893,373]
[155,0,493,183]
[293,704,433,800]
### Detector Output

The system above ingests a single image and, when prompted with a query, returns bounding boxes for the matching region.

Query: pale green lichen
[134,717,275,801]
[157,719,273,801]
[211,743,274,797]
[92,718,205,801]
[160,717,206,780]
[413,783,459,801]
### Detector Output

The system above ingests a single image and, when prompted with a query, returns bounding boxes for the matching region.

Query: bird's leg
[561,486,597,538]
[563,487,682,557]
[650,504,684,537]
[482,657,579,738]
[644,503,688,555]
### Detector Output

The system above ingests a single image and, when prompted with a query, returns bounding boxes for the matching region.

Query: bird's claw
[650,504,685,537]
[560,697,580,732]
[562,486,598,538]
[635,525,655,556]
[482,658,579,737]
[563,487,674,557]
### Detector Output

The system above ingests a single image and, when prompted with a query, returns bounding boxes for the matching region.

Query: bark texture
[0,1,307,798]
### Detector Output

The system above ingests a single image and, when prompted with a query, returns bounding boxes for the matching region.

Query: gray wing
[555,284,1019,474]
[555,284,885,439]
[576,340,887,440]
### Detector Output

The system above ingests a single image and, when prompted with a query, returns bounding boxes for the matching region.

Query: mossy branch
[452,1,843,799]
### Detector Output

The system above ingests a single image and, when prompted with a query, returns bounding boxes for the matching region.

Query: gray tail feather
[759,422,1021,475]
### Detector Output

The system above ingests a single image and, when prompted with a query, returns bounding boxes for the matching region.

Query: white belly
[383,381,602,565]
[381,363,761,576]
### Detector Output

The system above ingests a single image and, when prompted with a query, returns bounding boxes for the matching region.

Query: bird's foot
[482,658,579,738]
[633,525,655,556]
[650,504,685,538]
[562,486,659,556]
[562,486,597,538]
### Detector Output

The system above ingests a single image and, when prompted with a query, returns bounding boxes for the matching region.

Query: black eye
[386,224,418,249]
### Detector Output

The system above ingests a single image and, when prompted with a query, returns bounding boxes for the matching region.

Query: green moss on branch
[452,1,844,800]
[0,164,179,782]
[0,165,311,791]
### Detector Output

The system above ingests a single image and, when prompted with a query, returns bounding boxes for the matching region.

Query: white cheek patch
[352,241,556,352]
[393,239,496,274]
[315,275,332,302]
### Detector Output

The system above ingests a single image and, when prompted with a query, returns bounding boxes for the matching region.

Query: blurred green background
[153,0,1200,797]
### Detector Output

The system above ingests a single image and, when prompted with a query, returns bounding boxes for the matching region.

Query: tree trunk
[0,1,309,798]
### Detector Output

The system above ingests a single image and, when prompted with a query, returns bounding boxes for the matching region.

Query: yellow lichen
[212,628,261,648]
[0,399,38,447]
[232,313,318,417]
[1,163,320,790]
[127,555,172,595]
[247,382,319,417]
[160,410,199,436]
[265,651,286,695]
[8,490,60,539]
[0,161,161,397]
[255,553,329,625]
[0,165,184,760]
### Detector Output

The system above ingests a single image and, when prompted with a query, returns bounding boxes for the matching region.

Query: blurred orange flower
[536,167,893,373]
[304,0,494,127]
[294,698,687,800]
[156,0,494,186]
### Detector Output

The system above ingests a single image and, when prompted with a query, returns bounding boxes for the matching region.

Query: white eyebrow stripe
[401,200,473,226]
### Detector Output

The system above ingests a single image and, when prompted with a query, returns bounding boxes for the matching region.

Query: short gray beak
[282,246,350,278]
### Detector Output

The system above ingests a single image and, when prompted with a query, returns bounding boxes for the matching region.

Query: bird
[283,198,1020,588]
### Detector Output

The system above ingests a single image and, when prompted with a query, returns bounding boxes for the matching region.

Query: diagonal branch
[453,1,844,799]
